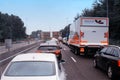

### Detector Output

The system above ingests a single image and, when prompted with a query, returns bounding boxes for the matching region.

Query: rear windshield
[38,46,59,50]
[5,61,56,76]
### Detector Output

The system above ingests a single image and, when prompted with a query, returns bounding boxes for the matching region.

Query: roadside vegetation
[61,0,120,45]
[0,12,27,42]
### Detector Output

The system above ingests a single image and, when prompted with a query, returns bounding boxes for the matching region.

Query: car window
[105,47,113,55]
[5,61,56,76]
[100,47,107,53]
[112,48,119,57]
[38,46,58,50]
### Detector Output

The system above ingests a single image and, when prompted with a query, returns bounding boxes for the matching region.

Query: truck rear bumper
[79,45,104,56]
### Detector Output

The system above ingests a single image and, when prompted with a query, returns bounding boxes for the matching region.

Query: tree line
[60,24,70,40]
[61,0,120,40]
[0,12,26,42]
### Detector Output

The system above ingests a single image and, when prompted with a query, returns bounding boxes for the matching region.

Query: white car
[1,53,66,80]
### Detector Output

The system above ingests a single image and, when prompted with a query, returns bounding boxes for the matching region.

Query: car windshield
[38,46,58,50]
[5,61,56,76]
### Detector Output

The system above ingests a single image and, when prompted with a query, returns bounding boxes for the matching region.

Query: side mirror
[60,60,65,64]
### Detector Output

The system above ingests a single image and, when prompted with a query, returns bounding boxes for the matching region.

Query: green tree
[81,0,120,40]
[0,12,27,42]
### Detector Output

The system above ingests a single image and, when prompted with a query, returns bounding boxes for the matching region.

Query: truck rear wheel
[74,48,79,55]
[58,54,62,61]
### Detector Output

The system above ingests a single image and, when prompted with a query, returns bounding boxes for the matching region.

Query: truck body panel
[80,26,108,45]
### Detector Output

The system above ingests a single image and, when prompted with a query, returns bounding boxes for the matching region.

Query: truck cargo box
[68,17,109,56]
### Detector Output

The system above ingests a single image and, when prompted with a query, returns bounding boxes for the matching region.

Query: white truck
[68,17,109,56]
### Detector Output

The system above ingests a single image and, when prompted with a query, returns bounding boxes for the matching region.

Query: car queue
[1,38,120,80]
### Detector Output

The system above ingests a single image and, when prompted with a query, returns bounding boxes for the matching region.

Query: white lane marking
[71,57,77,63]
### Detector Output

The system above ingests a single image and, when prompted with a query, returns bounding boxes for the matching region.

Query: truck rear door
[80,26,108,45]
[80,17,109,46]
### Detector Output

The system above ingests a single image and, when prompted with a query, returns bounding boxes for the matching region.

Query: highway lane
[0,43,114,80]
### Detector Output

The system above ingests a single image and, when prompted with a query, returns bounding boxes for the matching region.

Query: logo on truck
[81,18,108,26]
[95,20,104,24]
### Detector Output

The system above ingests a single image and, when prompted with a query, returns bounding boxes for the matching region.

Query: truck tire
[74,48,79,55]
[84,47,88,56]
[58,53,62,61]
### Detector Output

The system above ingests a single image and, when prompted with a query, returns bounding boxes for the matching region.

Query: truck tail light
[55,50,61,55]
[118,60,120,67]
[80,48,84,52]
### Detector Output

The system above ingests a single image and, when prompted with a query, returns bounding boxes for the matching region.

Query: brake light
[118,60,120,67]
[36,50,42,53]
[55,50,60,55]
[80,48,84,52]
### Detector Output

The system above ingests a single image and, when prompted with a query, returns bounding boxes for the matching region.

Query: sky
[0,0,95,35]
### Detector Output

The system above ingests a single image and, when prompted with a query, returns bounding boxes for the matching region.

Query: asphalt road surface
[0,43,114,80]
[61,44,110,80]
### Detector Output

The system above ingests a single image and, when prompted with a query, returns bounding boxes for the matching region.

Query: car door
[96,47,108,68]
[110,47,120,68]
[100,47,113,71]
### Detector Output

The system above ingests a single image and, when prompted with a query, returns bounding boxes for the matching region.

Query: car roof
[106,45,120,49]
[11,53,57,62]
[40,42,58,46]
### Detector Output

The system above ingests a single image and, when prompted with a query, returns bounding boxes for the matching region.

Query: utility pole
[106,0,109,17]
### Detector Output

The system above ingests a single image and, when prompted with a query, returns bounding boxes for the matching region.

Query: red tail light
[55,50,61,55]
[118,60,120,67]
[80,48,84,52]
[36,50,42,53]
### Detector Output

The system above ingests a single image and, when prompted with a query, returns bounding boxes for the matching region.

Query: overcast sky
[0,0,95,34]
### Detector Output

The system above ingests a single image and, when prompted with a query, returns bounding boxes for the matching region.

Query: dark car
[93,45,120,79]
[36,42,62,60]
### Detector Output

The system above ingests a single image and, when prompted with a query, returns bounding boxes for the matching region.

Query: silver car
[1,53,66,80]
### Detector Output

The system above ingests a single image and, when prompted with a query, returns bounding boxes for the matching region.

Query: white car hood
[1,75,57,80]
